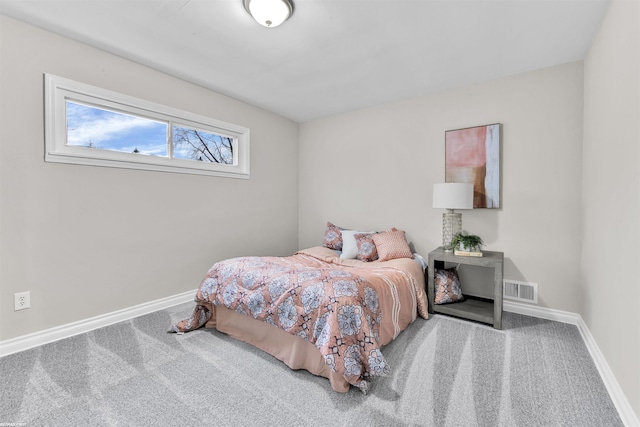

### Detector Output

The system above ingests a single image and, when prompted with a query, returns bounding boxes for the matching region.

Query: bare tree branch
[173,127,233,164]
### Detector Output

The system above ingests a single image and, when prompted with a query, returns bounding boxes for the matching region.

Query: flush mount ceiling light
[243,0,293,28]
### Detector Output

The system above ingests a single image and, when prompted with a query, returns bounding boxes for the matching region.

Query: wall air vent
[503,279,538,304]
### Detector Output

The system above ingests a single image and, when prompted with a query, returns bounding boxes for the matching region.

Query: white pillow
[340,230,373,259]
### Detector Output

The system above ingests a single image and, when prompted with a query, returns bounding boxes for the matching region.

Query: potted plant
[450,232,484,255]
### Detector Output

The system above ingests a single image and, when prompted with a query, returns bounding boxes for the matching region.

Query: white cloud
[66,102,165,153]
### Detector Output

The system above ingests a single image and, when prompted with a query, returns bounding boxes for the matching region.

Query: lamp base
[442,212,462,250]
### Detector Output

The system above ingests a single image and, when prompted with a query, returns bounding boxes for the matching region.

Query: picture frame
[445,123,501,208]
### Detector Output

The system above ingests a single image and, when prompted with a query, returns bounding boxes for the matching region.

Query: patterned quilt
[170,246,428,393]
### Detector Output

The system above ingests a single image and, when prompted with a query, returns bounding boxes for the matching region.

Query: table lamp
[432,183,474,251]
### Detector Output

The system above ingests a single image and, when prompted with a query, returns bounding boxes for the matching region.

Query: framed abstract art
[445,123,501,208]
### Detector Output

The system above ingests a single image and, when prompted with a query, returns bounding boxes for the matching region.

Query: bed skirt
[204,302,351,393]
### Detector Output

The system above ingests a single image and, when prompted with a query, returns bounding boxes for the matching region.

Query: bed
[170,228,429,393]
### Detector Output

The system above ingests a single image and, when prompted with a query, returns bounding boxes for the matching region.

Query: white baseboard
[0,289,196,358]
[503,300,580,324]
[505,301,639,427]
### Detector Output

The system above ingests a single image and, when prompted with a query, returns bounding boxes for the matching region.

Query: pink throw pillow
[434,268,464,304]
[323,222,344,251]
[372,229,413,261]
[355,233,378,262]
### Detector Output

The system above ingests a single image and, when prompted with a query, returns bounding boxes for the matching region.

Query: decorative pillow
[340,230,374,259]
[434,268,465,305]
[323,222,344,251]
[355,232,378,262]
[372,229,413,261]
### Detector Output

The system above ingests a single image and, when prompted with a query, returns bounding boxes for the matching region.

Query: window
[44,74,250,178]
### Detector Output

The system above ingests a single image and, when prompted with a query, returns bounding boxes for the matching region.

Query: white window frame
[44,73,250,179]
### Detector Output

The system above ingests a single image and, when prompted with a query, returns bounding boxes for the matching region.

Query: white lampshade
[244,0,293,27]
[432,183,474,250]
[432,183,474,210]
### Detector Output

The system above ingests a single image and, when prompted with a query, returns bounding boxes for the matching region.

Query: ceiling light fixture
[243,0,293,28]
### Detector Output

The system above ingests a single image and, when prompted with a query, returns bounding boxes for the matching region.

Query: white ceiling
[0,0,610,123]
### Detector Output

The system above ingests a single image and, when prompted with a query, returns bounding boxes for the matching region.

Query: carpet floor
[0,302,623,426]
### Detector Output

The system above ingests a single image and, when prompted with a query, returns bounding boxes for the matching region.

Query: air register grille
[503,279,538,303]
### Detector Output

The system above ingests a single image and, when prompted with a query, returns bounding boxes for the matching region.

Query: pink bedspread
[171,246,428,393]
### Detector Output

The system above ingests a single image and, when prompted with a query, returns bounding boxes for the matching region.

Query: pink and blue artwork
[445,123,500,208]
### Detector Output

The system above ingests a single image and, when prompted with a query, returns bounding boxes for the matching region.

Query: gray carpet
[0,303,623,426]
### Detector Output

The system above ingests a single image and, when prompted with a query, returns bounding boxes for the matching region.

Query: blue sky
[66,101,168,156]
[66,101,233,163]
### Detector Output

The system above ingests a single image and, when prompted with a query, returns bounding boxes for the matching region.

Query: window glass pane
[66,101,168,156]
[172,125,234,164]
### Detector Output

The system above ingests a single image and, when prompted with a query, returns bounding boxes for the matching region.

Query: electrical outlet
[14,291,31,311]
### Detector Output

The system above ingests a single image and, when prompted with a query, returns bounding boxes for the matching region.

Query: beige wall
[299,62,585,311]
[582,0,640,417]
[0,16,299,341]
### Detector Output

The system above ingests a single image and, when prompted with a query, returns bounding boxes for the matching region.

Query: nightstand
[427,247,504,329]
